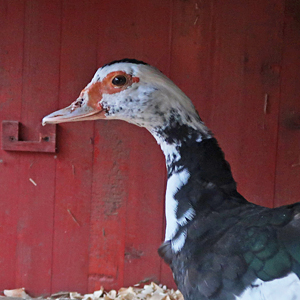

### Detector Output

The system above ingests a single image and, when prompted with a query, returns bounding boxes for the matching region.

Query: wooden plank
[124,126,166,286]
[225,0,284,207]
[14,0,61,296]
[50,0,98,294]
[274,1,300,206]
[89,122,130,291]
[171,0,285,208]
[90,0,171,290]
[169,0,216,123]
[0,0,25,291]
[117,0,171,287]
[164,0,217,287]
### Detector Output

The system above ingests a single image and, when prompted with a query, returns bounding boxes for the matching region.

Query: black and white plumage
[43,59,300,300]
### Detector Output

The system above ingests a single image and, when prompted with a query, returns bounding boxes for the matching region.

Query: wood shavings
[67,209,81,227]
[193,17,198,25]
[4,288,31,299]
[49,292,70,298]
[1,282,183,300]
[104,290,117,300]
[29,178,37,186]
[93,289,104,299]
[74,282,184,300]
[82,287,104,300]
[70,292,82,300]
[292,155,300,168]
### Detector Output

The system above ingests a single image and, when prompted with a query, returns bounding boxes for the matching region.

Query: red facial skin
[42,71,140,124]
[80,71,140,112]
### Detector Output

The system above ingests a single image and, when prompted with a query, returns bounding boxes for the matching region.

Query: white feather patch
[177,207,195,226]
[165,169,190,246]
[171,229,188,252]
[235,273,300,300]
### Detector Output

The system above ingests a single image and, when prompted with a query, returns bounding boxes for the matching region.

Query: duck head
[42,59,210,139]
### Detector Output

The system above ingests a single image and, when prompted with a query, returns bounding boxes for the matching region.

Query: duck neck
[149,121,238,252]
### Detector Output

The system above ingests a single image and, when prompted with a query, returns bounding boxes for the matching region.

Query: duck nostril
[71,98,84,111]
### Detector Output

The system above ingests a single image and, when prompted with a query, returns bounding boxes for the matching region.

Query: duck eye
[112,75,127,87]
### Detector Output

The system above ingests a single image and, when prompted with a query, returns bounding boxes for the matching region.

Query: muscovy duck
[43,59,300,300]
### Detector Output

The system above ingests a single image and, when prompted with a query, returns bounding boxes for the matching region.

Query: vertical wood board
[0,0,25,290]
[15,0,61,295]
[51,0,98,294]
[275,1,300,206]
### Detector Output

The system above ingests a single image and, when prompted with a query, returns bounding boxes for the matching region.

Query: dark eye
[112,75,127,86]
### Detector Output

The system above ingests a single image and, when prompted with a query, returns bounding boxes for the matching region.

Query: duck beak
[42,101,104,125]
[42,82,105,125]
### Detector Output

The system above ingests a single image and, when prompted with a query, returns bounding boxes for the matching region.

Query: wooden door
[0,0,299,296]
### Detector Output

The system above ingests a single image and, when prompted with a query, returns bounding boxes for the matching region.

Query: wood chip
[29,178,37,186]
[1,282,183,300]
[4,288,31,299]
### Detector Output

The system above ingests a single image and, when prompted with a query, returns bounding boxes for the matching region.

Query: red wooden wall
[0,0,299,297]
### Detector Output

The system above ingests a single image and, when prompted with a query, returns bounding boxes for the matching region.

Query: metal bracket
[1,121,56,153]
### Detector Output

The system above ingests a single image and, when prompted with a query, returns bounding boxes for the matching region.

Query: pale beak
[42,83,105,125]
[42,101,104,125]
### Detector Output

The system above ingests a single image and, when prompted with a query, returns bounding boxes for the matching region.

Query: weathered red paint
[4,0,61,295]
[50,0,97,294]
[0,0,25,292]
[274,1,300,206]
[0,0,299,297]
